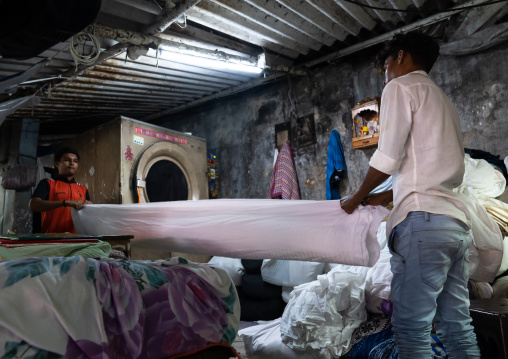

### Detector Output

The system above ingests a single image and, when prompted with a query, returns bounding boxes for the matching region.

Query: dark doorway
[145,160,188,202]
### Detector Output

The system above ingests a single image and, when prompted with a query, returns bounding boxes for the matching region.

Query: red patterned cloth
[270,142,300,200]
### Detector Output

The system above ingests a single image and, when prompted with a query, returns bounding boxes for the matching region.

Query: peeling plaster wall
[160,42,508,200]
[433,45,508,155]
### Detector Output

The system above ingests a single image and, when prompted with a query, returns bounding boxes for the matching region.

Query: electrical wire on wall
[342,0,508,12]
[69,30,101,66]
[286,75,299,120]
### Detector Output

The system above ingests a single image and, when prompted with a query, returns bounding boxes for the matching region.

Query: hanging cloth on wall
[270,142,300,200]
[326,130,346,200]
[267,143,322,297]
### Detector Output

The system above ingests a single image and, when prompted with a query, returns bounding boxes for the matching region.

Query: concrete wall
[156,42,508,201]
[0,119,40,234]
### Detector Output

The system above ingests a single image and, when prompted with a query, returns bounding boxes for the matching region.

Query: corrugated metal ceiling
[1,0,506,140]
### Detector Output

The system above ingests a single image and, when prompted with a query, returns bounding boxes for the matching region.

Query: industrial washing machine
[60,116,209,260]
[61,116,208,205]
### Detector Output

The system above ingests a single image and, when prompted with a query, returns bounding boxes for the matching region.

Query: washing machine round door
[134,142,202,203]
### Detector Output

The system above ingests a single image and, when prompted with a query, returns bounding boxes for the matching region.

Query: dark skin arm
[363,190,393,207]
[340,166,390,214]
[29,198,91,212]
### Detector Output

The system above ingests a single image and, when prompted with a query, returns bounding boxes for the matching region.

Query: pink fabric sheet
[73,199,390,267]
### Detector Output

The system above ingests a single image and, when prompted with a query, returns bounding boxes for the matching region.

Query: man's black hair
[375,31,440,73]
[54,147,80,163]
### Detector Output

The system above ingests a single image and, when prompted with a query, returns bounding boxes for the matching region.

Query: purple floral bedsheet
[0,256,240,358]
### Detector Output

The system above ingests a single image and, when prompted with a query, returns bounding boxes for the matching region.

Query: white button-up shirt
[369,70,470,235]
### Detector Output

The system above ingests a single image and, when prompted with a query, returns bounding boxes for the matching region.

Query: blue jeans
[388,211,481,359]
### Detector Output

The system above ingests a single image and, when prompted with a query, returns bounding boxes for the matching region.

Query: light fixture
[157,47,264,75]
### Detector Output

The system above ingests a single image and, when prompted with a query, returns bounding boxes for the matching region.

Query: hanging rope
[69,31,101,66]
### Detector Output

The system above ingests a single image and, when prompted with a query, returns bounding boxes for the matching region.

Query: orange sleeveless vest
[41,179,88,233]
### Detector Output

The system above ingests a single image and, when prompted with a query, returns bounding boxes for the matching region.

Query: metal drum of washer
[133,141,204,203]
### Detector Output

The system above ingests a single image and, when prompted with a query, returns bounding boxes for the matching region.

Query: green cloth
[0,241,111,260]
[0,233,101,240]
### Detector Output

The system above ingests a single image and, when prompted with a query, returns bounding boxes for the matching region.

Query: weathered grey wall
[160,42,508,201]
[433,45,508,154]
[0,119,39,234]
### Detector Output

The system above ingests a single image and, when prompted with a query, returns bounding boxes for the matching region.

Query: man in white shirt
[341,32,481,358]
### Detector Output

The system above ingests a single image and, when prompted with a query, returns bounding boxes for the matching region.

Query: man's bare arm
[30,197,87,211]
[363,190,393,206]
[340,166,390,214]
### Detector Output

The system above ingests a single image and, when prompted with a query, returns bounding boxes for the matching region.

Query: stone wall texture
[160,42,508,200]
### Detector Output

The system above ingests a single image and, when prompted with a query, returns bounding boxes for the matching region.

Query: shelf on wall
[351,99,380,150]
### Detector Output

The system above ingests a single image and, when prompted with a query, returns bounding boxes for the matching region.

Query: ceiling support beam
[63,0,203,78]
[332,0,377,30]
[111,0,162,14]
[92,24,259,66]
[303,0,495,68]
[142,72,287,121]
[61,23,260,79]
[143,0,202,34]
[448,1,506,41]
[141,0,496,122]
[61,42,128,78]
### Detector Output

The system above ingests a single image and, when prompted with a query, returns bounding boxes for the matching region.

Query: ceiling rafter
[141,0,499,123]
[210,0,324,51]
[361,0,400,24]
[144,0,201,34]
[104,56,254,82]
[333,0,378,30]
[91,23,260,67]
[3,0,504,139]
[387,0,412,22]
[305,0,496,67]
[187,5,307,56]
[448,1,507,40]
[274,0,354,41]
[306,0,364,36]
[243,0,339,45]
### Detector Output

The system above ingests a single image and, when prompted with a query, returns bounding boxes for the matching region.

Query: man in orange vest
[30,147,92,233]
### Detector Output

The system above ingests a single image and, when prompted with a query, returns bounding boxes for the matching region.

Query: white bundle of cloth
[278,223,392,359]
[456,187,504,282]
[261,260,325,288]
[280,266,369,358]
[240,319,314,359]
[457,154,506,198]
[240,223,393,359]
[452,154,506,282]
[73,199,390,266]
[473,191,508,234]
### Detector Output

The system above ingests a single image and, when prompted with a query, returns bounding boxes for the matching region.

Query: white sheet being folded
[72,199,389,266]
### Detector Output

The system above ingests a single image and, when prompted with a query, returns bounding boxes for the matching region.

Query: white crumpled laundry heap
[240,154,507,359]
[240,223,393,359]
[454,154,506,282]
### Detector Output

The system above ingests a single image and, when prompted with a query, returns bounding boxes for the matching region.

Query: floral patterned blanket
[0,256,240,358]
